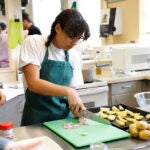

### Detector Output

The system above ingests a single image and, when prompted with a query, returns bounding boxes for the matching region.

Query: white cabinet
[108,81,142,107]
[77,86,108,108]
[0,95,25,127]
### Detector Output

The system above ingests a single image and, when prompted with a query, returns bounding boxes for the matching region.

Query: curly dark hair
[45,9,90,47]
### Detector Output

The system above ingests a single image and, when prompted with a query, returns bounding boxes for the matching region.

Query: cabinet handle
[122,85,131,89]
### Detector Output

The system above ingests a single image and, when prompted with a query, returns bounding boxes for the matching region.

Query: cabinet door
[112,92,139,107]
[109,81,142,107]
[0,95,25,127]
[148,81,150,91]
[111,81,141,95]
[141,80,150,92]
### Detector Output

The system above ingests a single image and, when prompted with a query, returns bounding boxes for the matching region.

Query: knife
[79,110,111,125]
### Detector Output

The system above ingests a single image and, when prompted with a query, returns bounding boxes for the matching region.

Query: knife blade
[79,110,111,125]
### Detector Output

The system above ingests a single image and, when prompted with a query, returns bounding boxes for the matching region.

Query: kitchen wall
[0,0,141,83]
[101,0,139,45]
[0,0,22,83]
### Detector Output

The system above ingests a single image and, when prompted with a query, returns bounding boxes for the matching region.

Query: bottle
[96,51,102,75]
[0,122,14,139]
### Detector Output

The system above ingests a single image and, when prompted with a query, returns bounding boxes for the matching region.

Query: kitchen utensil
[7,19,23,49]
[79,110,111,125]
[82,66,95,83]
[44,118,130,148]
[134,92,150,107]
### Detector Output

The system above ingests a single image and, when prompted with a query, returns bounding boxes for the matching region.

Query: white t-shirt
[19,35,84,90]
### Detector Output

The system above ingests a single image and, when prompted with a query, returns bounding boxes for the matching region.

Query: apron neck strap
[42,48,69,64]
[65,51,69,62]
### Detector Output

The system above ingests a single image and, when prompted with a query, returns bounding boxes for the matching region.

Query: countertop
[10,69,150,149]
[3,68,149,102]
[0,83,24,101]
[13,107,150,150]
[94,68,150,84]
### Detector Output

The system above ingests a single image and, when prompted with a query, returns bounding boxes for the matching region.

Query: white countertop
[0,83,24,101]
[1,68,149,102]
[94,68,150,84]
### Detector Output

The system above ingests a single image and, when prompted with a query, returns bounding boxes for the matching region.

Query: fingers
[20,139,43,149]
[70,103,86,117]
[69,100,85,113]
[0,92,6,105]
[6,138,43,150]
[67,87,86,116]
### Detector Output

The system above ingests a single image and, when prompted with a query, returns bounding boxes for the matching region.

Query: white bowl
[134,92,150,107]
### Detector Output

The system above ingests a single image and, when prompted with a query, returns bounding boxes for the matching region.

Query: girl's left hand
[5,137,44,150]
[0,91,6,105]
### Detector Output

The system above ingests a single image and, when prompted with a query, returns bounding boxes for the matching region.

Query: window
[31,0,61,36]
[139,0,150,44]
[31,0,101,47]
[78,0,101,46]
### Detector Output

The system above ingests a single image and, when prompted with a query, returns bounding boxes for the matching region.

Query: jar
[96,51,102,75]
[0,122,14,139]
[90,143,108,150]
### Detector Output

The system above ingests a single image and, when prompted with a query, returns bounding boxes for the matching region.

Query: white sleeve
[19,35,45,70]
[69,50,84,87]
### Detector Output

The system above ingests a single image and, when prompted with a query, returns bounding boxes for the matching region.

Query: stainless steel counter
[13,123,150,150]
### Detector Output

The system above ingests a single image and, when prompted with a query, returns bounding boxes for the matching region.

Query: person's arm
[5,138,43,150]
[0,137,11,150]
[23,64,85,116]
[0,91,6,105]
[0,136,43,150]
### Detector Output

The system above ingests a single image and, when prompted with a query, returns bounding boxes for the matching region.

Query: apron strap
[65,51,69,62]
[41,48,69,66]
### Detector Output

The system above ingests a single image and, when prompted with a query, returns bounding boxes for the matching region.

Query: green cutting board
[44,118,130,148]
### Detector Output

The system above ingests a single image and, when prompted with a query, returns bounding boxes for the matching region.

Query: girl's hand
[67,88,86,117]
[0,91,6,105]
[5,137,44,150]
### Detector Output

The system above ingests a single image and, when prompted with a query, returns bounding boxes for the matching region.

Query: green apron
[21,49,73,126]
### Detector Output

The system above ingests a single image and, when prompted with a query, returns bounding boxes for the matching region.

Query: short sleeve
[19,35,46,70]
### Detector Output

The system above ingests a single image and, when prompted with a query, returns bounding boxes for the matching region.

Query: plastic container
[0,122,14,139]
[134,92,150,107]
[90,143,108,150]
[96,51,102,75]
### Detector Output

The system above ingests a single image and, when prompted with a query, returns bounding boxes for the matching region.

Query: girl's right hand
[67,88,86,117]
